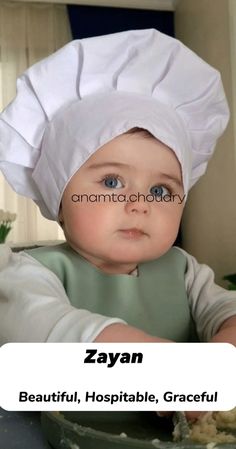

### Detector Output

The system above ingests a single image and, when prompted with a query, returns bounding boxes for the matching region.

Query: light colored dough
[189,409,236,444]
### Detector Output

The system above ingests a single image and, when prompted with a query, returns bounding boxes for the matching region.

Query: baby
[0,29,236,423]
[57,127,185,343]
[56,126,236,347]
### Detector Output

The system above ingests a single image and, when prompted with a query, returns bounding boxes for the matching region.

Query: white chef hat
[0,28,229,222]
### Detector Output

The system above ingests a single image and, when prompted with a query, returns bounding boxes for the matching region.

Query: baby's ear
[58,204,64,227]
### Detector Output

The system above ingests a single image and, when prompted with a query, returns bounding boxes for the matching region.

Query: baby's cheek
[166,203,183,224]
[158,207,182,243]
[73,204,102,231]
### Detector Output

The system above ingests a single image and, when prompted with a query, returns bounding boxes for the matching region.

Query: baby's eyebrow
[158,173,183,188]
[87,161,131,170]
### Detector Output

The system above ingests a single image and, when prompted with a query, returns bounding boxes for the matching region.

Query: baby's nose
[125,195,150,214]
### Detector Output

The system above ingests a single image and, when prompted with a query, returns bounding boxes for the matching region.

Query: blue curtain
[67,5,174,39]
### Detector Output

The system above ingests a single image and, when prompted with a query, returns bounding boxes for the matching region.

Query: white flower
[0,209,17,223]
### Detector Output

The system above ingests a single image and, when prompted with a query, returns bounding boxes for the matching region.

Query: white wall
[175,0,236,286]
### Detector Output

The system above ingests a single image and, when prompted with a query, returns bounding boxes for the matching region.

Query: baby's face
[59,133,185,274]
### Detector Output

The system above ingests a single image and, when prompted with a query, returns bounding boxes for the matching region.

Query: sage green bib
[25,243,198,342]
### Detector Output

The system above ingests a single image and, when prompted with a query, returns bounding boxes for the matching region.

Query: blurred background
[0,0,235,286]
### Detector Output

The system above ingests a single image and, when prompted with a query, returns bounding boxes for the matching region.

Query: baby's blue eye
[150,185,170,197]
[104,176,122,188]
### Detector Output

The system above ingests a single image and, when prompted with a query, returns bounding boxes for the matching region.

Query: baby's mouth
[119,228,147,238]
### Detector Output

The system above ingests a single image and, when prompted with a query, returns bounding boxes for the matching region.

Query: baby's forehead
[72,133,181,179]
[82,129,172,161]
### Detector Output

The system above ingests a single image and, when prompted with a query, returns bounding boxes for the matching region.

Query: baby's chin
[101,248,165,265]
[67,237,172,266]
[111,239,172,259]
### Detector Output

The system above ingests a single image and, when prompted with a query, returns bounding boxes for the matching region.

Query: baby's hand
[210,316,236,346]
[184,411,206,421]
